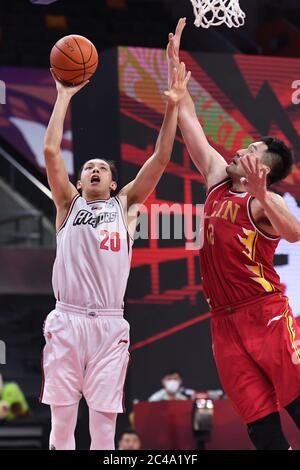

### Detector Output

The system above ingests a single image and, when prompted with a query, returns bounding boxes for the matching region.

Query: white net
[190,0,246,28]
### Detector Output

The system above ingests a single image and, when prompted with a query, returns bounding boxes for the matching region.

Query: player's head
[118,429,141,450]
[226,137,294,186]
[77,158,118,199]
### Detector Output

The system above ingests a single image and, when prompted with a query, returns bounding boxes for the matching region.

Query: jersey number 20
[100,230,120,252]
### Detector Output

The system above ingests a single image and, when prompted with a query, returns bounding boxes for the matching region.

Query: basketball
[50,35,98,86]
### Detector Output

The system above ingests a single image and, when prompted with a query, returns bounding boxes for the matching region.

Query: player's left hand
[50,68,89,97]
[164,61,191,104]
[167,17,186,65]
[240,155,270,201]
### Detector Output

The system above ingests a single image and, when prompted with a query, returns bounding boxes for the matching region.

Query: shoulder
[251,192,285,215]
[249,193,282,239]
[148,389,165,402]
[207,177,231,196]
[176,392,188,400]
[56,193,81,233]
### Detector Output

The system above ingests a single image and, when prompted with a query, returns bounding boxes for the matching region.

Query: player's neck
[231,179,247,193]
[83,191,111,202]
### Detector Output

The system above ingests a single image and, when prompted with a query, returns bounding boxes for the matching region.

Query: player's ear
[110,181,117,192]
[261,163,270,174]
[76,180,82,191]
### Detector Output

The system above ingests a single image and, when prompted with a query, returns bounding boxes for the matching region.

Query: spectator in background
[0,373,30,421]
[148,370,194,402]
[118,429,142,450]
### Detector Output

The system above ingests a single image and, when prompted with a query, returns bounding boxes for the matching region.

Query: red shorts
[211,293,300,424]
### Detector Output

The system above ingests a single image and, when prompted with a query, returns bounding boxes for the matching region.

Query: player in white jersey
[40,62,191,450]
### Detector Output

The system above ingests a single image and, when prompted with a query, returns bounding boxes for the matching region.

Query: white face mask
[164,379,180,394]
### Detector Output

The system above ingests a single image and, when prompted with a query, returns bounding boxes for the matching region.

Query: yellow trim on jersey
[239,227,276,293]
[238,228,257,260]
[260,263,275,292]
[252,231,258,261]
[283,306,300,364]
[245,264,275,292]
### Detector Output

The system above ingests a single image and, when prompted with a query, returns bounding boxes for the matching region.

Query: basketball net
[190,0,246,28]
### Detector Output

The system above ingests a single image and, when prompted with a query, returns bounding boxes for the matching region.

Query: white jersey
[52,194,133,309]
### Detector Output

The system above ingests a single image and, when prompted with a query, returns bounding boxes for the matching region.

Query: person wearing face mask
[148,371,189,402]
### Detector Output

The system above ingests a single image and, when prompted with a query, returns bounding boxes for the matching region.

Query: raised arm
[241,155,300,242]
[44,70,88,229]
[167,18,227,189]
[119,62,191,207]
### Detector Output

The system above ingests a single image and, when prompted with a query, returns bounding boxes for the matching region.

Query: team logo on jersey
[73,210,117,228]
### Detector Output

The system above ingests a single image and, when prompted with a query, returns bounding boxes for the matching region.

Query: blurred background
[0,0,300,450]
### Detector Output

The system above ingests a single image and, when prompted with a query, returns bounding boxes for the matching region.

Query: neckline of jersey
[86,198,112,204]
[229,189,247,195]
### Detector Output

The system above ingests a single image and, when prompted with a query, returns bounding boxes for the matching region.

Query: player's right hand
[167,17,186,64]
[50,68,90,97]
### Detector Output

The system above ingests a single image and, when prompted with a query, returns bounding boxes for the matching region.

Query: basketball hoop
[190,0,246,28]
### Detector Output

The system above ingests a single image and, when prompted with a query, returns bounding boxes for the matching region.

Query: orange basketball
[50,35,98,86]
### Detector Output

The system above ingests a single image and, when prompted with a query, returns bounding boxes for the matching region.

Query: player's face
[226,141,269,180]
[78,159,117,198]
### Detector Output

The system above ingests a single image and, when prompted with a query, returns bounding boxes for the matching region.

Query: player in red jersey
[167,18,300,449]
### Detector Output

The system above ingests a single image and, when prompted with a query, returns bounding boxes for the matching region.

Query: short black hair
[261,136,294,185]
[77,158,118,196]
[77,158,118,184]
[163,370,182,378]
[119,429,140,439]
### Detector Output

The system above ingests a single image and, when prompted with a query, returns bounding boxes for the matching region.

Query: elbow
[285,230,300,243]
[44,145,57,159]
[291,234,300,243]
[157,155,171,167]
[291,227,300,242]
[153,151,170,166]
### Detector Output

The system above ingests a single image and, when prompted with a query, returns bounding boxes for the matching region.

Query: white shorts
[40,301,130,413]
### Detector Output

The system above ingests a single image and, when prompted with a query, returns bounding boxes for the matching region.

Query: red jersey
[200,179,283,310]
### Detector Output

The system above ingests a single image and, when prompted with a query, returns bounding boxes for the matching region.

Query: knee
[51,419,75,441]
[247,412,289,450]
[89,411,116,450]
